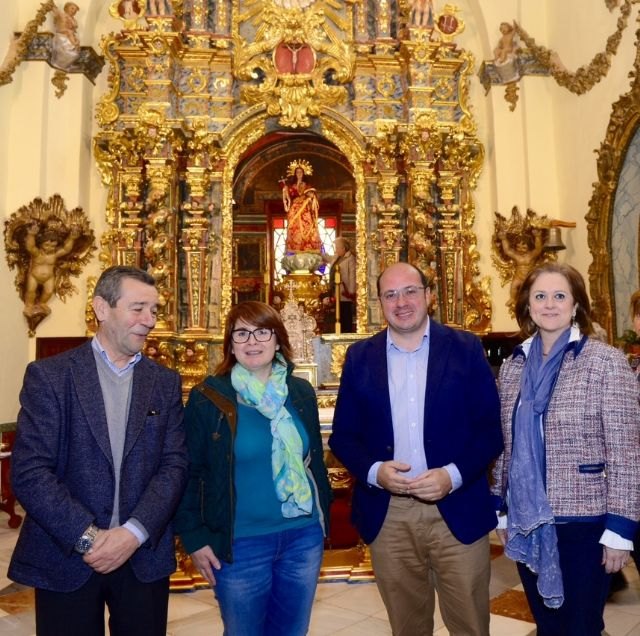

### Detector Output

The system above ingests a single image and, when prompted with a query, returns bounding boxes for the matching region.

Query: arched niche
[586,36,640,341]
[229,132,356,331]
[217,109,369,333]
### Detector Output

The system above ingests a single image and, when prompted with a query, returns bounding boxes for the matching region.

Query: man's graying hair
[94,266,156,307]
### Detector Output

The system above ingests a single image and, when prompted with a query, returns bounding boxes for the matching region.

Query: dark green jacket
[174,369,331,562]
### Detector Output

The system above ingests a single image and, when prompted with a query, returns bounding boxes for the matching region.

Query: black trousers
[35,562,169,636]
[339,301,354,333]
[517,521,610,636]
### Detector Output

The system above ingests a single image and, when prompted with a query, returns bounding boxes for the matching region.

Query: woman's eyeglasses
[231,328,275,344]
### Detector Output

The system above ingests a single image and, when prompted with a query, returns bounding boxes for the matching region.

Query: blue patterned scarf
[231,354,312,518]
[506,328,571,609]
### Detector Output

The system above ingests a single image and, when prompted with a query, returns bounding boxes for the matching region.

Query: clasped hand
[377,461,452,502]
[82,527,139,574]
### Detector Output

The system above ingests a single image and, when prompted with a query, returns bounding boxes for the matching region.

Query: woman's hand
[190,545,222,586]
[602,546,631,573]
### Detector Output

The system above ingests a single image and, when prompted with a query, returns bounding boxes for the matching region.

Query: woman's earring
[571,305,578,327]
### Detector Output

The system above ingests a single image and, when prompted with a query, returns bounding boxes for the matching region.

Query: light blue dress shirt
[367,320,462,491]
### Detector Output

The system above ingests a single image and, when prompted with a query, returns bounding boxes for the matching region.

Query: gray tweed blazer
[492,334,640,540]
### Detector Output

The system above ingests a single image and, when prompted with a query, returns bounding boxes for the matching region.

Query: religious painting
[233,235,266,276]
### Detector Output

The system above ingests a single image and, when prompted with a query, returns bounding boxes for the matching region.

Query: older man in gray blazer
[9,266,188,636]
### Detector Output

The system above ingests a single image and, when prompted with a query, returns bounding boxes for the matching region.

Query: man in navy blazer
[329,262,503,636]
[9,266,188,636]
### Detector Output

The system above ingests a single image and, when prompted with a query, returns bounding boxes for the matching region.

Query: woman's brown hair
[630,290,640,318]
[514,262,594,338]
[215,301,294,376]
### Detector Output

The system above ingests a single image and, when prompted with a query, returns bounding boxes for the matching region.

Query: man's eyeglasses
[380,285,426,303]
[231,328,275,344]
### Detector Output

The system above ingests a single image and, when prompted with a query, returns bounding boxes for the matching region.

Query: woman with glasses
[492,263,640,635]
[174,301,331,635]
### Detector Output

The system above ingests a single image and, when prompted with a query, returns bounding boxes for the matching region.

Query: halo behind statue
[286,159,314,177]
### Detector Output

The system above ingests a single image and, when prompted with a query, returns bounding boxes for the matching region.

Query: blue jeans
[214,523,323,636]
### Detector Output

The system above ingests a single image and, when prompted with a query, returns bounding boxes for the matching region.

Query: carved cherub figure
[492,206,552,314]
[23,223,80,317]
[51,2,81,70]
[175,341,209,396]
[494,22,517,64]
[3,194,96,335]
[497,227,544,309]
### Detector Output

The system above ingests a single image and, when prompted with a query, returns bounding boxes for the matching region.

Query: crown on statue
[286,159,314,177]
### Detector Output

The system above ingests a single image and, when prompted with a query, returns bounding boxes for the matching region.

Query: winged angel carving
[3,194,96,335]
[492,206,554,314]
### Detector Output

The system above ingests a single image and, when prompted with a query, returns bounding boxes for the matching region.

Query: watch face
[75,536,93,554]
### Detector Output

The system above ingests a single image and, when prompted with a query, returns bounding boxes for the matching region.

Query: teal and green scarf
[231,353,312,518]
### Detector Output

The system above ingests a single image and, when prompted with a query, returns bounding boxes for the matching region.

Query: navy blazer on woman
[9,341,188,592]
[329,320,503,545]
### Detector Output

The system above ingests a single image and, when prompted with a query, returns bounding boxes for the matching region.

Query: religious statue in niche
[492,206,554,314]
[282,160,321,253]
[279,159,323,274]
[3,194,96,335]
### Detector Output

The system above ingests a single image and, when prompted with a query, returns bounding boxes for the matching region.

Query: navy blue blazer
[9,341,188,592]
[328,321,503,545]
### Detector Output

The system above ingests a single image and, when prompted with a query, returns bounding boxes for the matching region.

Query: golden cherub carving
[492,206,554,315]
[175,340,209,398]
[3,194,96,335]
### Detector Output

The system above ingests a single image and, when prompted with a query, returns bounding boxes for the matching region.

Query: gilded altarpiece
[94,0,490,342]
[91,0,492,587]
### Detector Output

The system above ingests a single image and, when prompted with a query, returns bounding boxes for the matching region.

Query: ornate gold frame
[586,27,640,341]
[233,235,266,277]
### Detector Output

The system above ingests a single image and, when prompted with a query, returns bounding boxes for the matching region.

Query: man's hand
[376,461,412,494]
[406,467,452,502]
[83,527,139,574]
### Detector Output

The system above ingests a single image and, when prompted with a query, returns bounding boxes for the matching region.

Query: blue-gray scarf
[505,328,571,609]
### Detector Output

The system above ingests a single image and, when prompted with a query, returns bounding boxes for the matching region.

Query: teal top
[234,403,318,538]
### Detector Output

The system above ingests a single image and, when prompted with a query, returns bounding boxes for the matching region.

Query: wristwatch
[75,524,99,554]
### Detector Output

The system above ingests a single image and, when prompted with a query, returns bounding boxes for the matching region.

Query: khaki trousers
[369,496,490,636]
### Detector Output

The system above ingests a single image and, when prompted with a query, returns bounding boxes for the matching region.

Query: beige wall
[0,0,636,420]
